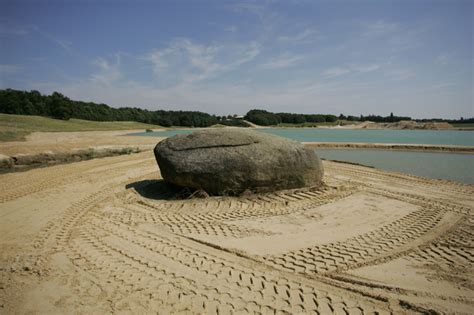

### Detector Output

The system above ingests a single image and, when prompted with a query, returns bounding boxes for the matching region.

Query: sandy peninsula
[0,130,473,314]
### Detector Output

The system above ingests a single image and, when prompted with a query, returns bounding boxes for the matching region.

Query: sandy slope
[0,129,160,156]
[0,150,472,314]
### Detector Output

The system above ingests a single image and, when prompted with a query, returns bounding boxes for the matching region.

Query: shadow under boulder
[125,179,211,200]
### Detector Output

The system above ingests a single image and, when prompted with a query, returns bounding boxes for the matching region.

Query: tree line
[244,109,339,126]
[244,109,474,126]
[244,110,415,126]
[0,89,471,127]
[0,89,220,127]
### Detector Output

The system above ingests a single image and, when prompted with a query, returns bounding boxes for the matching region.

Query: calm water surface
[317,149,474,184]
[131,129,474,183]
[133,128,474,146]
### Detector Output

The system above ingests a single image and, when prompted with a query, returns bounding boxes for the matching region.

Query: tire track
[67,212,394,314]
[119,185,355,238]
[10,154,471,314]
[262,206,453,274]
[406,216,474,269]
[0,154,153,204]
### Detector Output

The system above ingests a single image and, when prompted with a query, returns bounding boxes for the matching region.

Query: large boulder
[154,129,324,195]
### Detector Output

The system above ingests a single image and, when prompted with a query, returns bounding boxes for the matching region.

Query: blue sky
[0,0,472,118]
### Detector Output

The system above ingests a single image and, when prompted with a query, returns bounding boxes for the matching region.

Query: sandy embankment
[0,134,472,313]
[322,120,456,130]
[0,129,161,156]
[304,142,474,153]
[0,130,162,171]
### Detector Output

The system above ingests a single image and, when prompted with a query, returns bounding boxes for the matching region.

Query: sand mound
[349,120,454,130]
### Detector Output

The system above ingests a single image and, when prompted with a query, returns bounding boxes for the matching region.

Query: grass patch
[451,123,474,128]
[0,113,163,142]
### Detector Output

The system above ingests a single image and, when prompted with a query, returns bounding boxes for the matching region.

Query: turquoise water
[316,149,474,184]
[131,129,474,183]
[132,128,474,146]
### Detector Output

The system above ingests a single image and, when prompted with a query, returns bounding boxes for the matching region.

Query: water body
[130,129,474,183]
[133,128,474,146]
[316,149,474,184]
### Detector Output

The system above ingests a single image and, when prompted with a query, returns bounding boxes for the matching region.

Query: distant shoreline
[303,142,474,153]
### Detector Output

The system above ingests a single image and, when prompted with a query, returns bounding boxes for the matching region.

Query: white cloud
[146,38,260,84]
[322,67,351,78]
[147,49,170,72]
[434,55,449,65]
[146,39,220,83]
[363,20,398,37]
[385,68,416,80]
[230,2,265,18]
[351,64,380,73]
[225,25,238,32]
[31,25,75,55]
[428,82,456,90]
[90,56,121,86]
[277,28,320,44]
[260,53,304,69]
[232,42,261,65]
[321,64,381,78]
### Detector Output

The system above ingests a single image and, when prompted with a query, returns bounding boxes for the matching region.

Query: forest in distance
[1,88,472,128]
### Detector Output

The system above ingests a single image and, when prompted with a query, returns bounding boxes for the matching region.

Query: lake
[316,149,474,184]
[133,128,474,146]
[130,128,474,183]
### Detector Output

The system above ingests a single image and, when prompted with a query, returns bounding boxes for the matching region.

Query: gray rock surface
[154,129,324,195]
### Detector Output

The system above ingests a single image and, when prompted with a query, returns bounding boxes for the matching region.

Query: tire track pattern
[262,206,447,274]
[0,155,153,203]
[406,216,474,272]
[118,185,355,238]
[39,173,395,313]
[67,213,391,314]
[16,155,472,314]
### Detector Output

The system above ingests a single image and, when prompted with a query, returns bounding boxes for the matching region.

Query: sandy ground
[0,130,161,156]
[0,146,472,314]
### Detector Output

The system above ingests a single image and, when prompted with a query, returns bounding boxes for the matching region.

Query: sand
[0,142,472,314]
[0,130,473,313]
[0,129,161,156]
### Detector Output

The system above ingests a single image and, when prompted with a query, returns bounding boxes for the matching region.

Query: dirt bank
[329,120,455,130]
[0,152,472,314]
[0,145,154,173]
[304,142,474,153]
[0,129,159,156]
